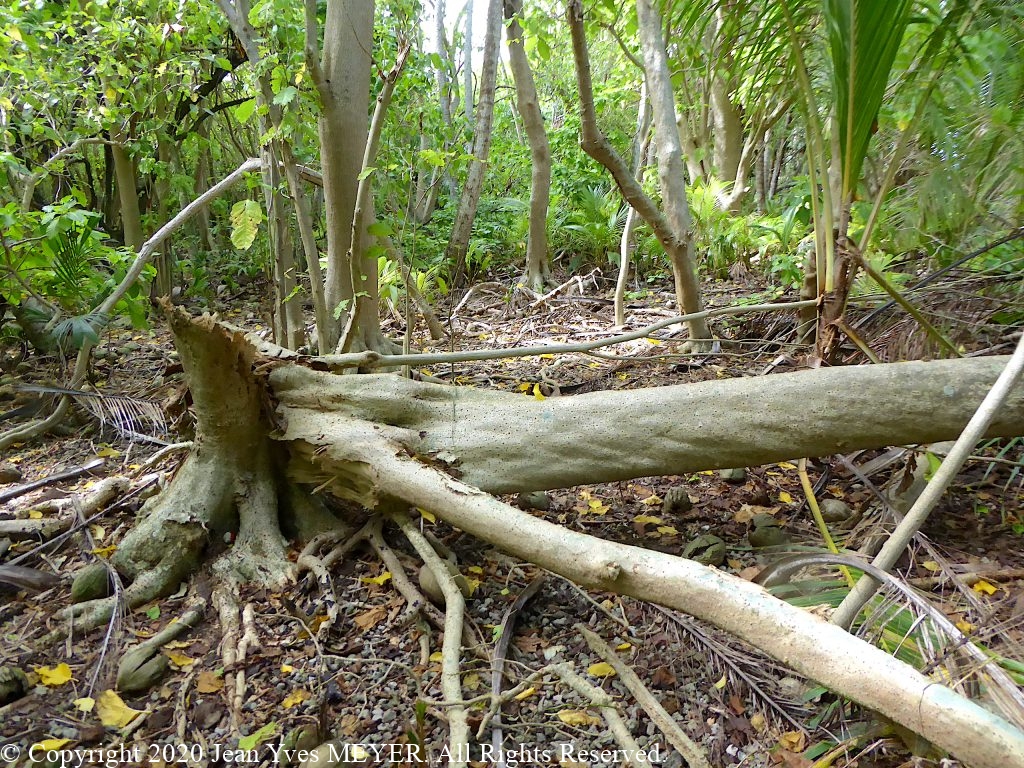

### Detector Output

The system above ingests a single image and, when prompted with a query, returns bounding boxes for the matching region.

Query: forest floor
[1,270,1022,768]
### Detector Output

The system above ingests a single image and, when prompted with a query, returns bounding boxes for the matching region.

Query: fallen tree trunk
[81,311,1024,767]
[271,356,1024,494]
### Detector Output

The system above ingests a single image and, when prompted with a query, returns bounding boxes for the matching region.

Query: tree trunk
[446,0,502,282]
[110,131,143,252]
[320,0,374,349]
[98,311,1024,768]
[504,0,552,292]
[634,0,710,341]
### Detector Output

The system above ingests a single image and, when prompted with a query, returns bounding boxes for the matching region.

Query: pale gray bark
[318,0,374,348]
[503,0,551,291]
[635,0,710,340]
[447,0,502,278]
[272,356,1024,495]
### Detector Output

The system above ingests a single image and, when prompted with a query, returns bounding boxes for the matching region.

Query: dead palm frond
[17,384,168,445]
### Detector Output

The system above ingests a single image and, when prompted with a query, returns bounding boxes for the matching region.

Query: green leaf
[366,221,393,238]
[536,35,550,61]
[272,85,298,106]
[356,166,377,181]
[234,99,257,124]
[229,200,264,251]
[146,606,160,620]
[238,722,278,751]
[824,0,912,202]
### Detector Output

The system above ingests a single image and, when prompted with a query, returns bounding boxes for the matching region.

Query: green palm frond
[824,0,913,203]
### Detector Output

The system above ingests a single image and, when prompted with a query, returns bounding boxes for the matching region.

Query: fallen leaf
[639,495,662,506]
[95,690,143,728]
[633,514,664,525]
[656,525,679,536]
[463,673,481,691]
[361,571,392,586]
[587,662,616,677]
[96,446,121,458]
[584,499,609,515]
[418,507,436,523]
[778,730,807,751]
[163,651,194,668]
[615,642,632,651]
[282,689,310,708]
[922,560,941,572]
[777,462,797,469]
[778,491,794,504]
[353,605,387,631]
[196,670,223,693]
[238,722,278,751]
[733,504,779,524]
[35,663,73,686]
[532,383,545,401]
[32,739,71,753]
[557,709,601,726]
[74,697,95,712]
[973,580,998,596]
[429,651,443,662]
[280,664,295,674]
[513,686,536,701]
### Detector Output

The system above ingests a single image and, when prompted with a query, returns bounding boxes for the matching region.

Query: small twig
[490,573,546,766]
[395,512,470,768]
[0,458,104,503]
[547,661,655,768]
[576,623,710,768]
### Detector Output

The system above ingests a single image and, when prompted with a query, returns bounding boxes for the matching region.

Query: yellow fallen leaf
[532,383,545,401]
[74,697,95,712]
[29,509,43,519]
[777,462,797,470]
[972,580,997,596]
[163,651,195,668]
[778,491,794,504]
[539,353,554,359]
[361,571,392,586]
[35,663,73,686]
[89,524,105,540]
[467,566,484,575]
[463,672,481,691]
[922,560,941,572]
[280,664,295,674]
[33,739,71,752]
[587,662,616,677]
[95,689,143,728]
[514,686,536,701]
[92,545,117,558]
[418,507,436,523]
[465,577,482,596]
[633,514,663,525]
[96,446,121,458]
[615,642,632,651]
[557,710,601,726]
[429,651,443,662]
[585,499,609,515]
[639,495,662,506]
[518,382,531,392]
[713,674,727,690]
[282,689,310,708]
[955,618,974,633]
[778,730,806,751]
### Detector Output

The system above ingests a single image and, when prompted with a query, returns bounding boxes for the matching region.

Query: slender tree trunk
[567,0,709,342]
[615,86,651,326]
[463,0,475,130]
[319,0,374,349]
[635,0,710,341]
[446,0,503,282]
[110,133,143,252]
[504,0,552,292]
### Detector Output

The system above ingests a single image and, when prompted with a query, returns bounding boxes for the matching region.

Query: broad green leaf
[238,722,278,751]
[234,98,257,123]
[229,200,263,251]
[273,85,298,106]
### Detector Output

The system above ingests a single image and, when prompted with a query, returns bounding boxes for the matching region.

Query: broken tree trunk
[85,310,1024,768]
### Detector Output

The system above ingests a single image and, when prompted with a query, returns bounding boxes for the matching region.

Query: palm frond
[17,384,168,445]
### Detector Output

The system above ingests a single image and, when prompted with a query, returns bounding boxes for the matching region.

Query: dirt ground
[1,273,1022,768]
